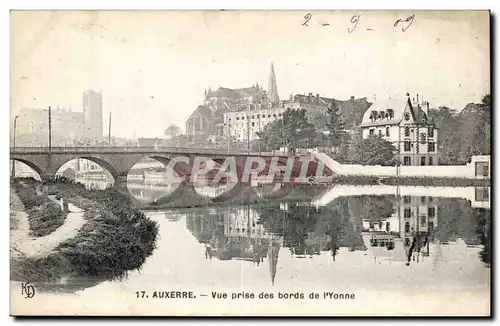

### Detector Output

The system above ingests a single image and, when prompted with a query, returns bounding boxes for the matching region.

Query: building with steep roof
[267,62,280,103]
[15,89,104,146]
[360,93,439,166]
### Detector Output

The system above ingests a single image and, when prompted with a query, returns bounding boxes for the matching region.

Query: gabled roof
[360,97,412,127]
[187,105,212,120]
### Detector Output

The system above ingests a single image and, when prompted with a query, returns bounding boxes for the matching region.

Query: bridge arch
[54,155,117,184]
[10,158,43,180]
[126,156,184,205]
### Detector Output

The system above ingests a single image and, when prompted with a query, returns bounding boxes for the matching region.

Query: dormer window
[387,109,394,119]
[380,111,385,119]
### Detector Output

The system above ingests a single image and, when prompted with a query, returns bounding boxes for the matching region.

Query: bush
[11,177,160,285]
[12,179,66,237]
[26,202,66,237]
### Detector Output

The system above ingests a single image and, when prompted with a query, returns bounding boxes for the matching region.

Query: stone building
[185,62,281,143]
[15,89,104,146]
[186,62,372,144]
[359,93,439,166]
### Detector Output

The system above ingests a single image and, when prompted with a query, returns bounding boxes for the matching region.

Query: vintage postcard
[10,10,490,316]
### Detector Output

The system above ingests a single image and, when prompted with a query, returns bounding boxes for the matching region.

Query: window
[252,115,255,119]
[369,129,375,135]
[420,157,426,166]
[404,126,410,137]
[257,114,260,118]
[251,122,255,127]
[378,130,383,137]
[420,196,426,204]
[386,127,390,137]
[273,114,277,117]
[236,117,240,120]
[475,162,489,177]
[242,116,245,120]
[420,133,426,144]
[404,238,410,246]
[428,207,436,217]
[429,128,434,138]
[279,113,282,116]
[403,156,411,165]
[404,141,411,152]
[268,114,271,118]
[429,157,433,165]
[403,196,411,204]
[404,113,410,121]
[420,216,426,227]
[428,142,436,152]
[475,187,490,201]
[404,208,411,219]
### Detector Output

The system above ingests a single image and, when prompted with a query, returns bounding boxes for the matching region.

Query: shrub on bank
[26,202,66,237]
[11,177,159,285]
[11,178,66,237]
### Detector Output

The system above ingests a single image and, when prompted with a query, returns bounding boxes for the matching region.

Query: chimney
[316,94,319,98]
[422,101,430,115]
[350,96,355,100]
[416,93,419,104]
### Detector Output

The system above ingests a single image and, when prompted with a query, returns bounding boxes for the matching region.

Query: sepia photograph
[9,9,491,316]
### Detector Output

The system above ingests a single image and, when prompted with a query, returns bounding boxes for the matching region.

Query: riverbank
[332,175,491,187]
[10,177,159,291]
[11,179,66,237]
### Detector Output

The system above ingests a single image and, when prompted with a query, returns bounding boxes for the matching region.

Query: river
[11,177,491,316]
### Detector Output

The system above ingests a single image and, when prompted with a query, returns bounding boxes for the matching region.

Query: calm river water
[11,177,491,316]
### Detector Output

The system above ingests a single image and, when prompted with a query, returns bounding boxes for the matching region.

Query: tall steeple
[267,62,280,103]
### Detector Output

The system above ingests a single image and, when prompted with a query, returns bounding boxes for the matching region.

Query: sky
[10,10,490,138]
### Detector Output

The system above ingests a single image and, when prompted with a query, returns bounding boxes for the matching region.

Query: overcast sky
[11,10,490,138]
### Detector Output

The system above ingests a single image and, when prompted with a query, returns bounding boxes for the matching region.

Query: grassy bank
[11,177,159,288]
[11,179,66,237]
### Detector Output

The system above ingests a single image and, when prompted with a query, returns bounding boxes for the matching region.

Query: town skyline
[11,10,489,138]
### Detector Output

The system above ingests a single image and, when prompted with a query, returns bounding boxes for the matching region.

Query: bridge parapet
[10,146,283,157]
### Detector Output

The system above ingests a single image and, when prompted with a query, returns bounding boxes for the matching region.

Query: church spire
[267,62,280,103]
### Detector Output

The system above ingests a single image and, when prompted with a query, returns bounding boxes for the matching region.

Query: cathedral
[185,63,280,144]
[185,62,373,145]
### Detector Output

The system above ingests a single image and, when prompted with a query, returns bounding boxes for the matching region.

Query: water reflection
[184,194,490,276]
[55,176,490,292]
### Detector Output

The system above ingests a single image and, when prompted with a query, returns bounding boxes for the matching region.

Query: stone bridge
[10,146,333,188]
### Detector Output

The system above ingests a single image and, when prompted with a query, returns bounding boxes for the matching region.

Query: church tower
[267,62,280,103]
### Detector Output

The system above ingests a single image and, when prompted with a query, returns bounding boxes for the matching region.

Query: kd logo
[21,282,35,299]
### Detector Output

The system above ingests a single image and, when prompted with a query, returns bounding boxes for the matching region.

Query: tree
[427,94,491,165]
[457,94,491,163]
[348,134,396,166]
[257,108,318,153]
[164,124,181,139]
[428,106,461,164]
[334,131,351,163]
[325,100,345,147]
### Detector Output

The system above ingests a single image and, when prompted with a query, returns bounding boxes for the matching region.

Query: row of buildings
[186,63,372,143]
[185,63,439,166]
